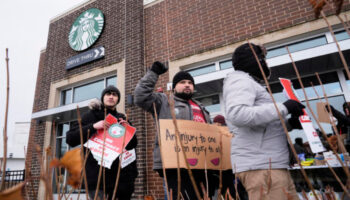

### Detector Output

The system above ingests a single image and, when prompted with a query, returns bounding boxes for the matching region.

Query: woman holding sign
[66,85,138,200]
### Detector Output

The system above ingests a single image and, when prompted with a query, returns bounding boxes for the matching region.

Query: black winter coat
[332,108,350,135]
[66,107,138,191]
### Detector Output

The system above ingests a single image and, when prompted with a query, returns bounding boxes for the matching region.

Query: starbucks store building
[28,0,350,199]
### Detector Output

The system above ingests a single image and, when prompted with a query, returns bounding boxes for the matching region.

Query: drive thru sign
[279,78,325,153]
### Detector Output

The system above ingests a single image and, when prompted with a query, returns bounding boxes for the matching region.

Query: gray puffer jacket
[223,70,290,173]
[134,70,211,170]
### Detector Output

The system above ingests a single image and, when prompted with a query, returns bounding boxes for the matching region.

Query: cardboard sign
[279,78,325,153]
[316,102,331,123]
[159,119,232,170]
[84,114,136,169]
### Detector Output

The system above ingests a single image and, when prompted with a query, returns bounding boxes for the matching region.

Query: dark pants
[158,169,217,200]
[221,170,248,200]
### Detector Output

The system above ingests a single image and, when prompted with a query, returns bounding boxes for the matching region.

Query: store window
[60,76,116,106]
[188,64,216,77]
[267,36,328,58]
[194,95,221,113]
[335,30,350,41]
[219,60,233,70]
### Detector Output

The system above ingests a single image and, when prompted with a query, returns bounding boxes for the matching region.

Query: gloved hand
[288,117,302,130]
[151,61,168,75]
[283,99,305,117]
[324,104,335,113]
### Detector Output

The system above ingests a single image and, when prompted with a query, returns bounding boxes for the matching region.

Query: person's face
[174,80,194,95]
[103,91,119,109]
[345,108,350,116]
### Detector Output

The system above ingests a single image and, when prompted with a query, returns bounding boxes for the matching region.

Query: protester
[66,85,138,200]
[223,43,305,200]
[326,102,350,151]
[134,61,216,200]
[213,115,248,200]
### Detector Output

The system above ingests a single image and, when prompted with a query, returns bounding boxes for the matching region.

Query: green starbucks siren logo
[69,8,104,51]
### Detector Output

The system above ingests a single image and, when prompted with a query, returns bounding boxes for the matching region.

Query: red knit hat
[213,115,226,126]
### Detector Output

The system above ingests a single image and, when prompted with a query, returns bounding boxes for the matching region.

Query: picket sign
[279,78,325,153]
[84,114,136,169]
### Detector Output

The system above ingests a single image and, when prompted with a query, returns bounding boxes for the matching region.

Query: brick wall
[27,0,145,199]
[27,0,350,199]
[145,0,350,63]
[143,0,350,198]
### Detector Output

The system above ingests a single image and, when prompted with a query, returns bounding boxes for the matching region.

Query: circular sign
[68,8,104,51]
[108,124,125,138]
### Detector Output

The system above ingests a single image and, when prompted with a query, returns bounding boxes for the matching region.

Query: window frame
[59,75,117,106]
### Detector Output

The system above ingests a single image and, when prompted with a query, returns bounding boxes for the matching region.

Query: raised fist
[151,61,168,75]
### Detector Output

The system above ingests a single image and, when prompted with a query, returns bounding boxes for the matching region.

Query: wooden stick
[77,130,90,200]
[317,75,348,154]
[0,49,9,191]
[337,15,350,36]
[325,161,350,198]
[111,109,130,200]
[35,145,53,200]
[309,81,350,193]
[168,93,201,200]
[267,158,272,194]
[76,106,89,200]
[94,108,108,200]
[204,151,209,199]
[152,103,170,199]
[320,11,350,84]
[315,73,350,185]
[217,134,223,197]
[168,94,183,200]
[247,42,318,199]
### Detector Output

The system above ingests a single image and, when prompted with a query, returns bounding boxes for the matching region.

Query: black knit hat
[172,71,195,89]
[232,43,270,80]
[101,85,121,104]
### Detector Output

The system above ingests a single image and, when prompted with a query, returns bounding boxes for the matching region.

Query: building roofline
[50,0,96,23]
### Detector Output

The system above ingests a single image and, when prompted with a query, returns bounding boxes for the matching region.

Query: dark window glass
[73,80,104,103]
[188,64,216,77]
[60,89,72,106]
[195,95,221,113]
[267,36,327,58]
[106,76,117,87]
[335,30,350,41]
[220,60,233,70]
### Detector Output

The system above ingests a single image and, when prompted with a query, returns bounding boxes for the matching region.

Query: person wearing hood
[66,85,138,200]
[134,62,216,200]
[223,43,304,200]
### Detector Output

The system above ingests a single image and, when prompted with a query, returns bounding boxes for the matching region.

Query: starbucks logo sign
[68,8,104,51]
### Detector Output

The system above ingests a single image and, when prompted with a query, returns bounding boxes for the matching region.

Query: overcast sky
[0,1,86,146]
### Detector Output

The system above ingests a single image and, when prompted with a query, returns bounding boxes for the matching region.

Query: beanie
[172,71,195,90]
[213,115,226,126]
[101,85,121,104]
[232,43,270,80]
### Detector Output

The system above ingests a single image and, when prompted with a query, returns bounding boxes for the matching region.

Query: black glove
[283,99,305,117]
[151,61,168,75]
[288,117,302,130]
[324,104,335,113]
